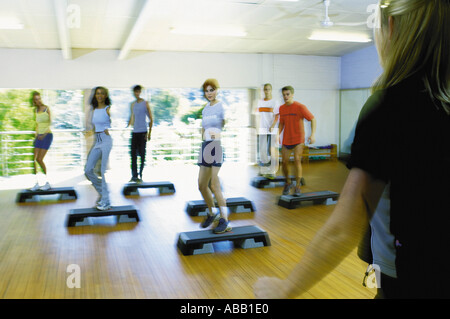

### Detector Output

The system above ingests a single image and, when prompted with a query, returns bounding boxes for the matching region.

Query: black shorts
[197,140,223,167]
[283,144,300,150]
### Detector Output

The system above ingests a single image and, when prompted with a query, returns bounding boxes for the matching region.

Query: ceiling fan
[320,0,367,28]
[268,0,366,27]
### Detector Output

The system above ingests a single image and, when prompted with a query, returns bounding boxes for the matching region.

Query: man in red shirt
[278,86,316,196]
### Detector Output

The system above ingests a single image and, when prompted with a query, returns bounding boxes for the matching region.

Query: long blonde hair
[373,0,450,114]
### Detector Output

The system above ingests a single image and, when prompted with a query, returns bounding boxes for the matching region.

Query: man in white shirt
[254,83,280,177]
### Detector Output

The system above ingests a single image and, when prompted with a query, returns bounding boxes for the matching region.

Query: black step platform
[16,187,78,203]
[278,190,339,209]
[65,205,140,227]
[251,176,305,189]
[186,197,255,216]
[122,181,175,196]
[177,225,271,255]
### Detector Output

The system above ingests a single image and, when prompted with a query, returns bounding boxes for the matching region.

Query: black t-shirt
[347,74,450,296]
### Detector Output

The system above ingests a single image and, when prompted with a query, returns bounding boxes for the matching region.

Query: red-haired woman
[197,78,231,234]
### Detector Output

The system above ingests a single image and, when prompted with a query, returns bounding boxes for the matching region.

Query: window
[0,87,252,177]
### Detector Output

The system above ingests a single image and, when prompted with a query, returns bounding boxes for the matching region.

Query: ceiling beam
[118,0,152,60]
[53,0,72,60]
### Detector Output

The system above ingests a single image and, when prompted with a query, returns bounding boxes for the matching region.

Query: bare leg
[293,144,304,189]
[198,166,215,215]
[210,166,227,220]
[281,146,292,185]
[33,147,39,175]
[36,148,48,175]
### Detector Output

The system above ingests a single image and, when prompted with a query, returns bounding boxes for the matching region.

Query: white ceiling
[0,0,377,60]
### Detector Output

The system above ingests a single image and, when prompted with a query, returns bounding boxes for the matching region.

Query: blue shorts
[197,140,223,167]
[34,133,53,150]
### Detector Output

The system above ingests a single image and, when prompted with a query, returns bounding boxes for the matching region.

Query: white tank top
[92,106,111,133]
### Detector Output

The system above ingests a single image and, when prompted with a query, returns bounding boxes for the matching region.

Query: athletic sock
[219,206,229,220]
[207,207,218,216]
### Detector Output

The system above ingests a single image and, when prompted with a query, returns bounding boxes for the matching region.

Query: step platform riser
[186,197,255,216]
[251,176,305,189]
[278,191,339,209]
[16,187,78,203]
[177,226,270,256]
[66,205,140,227]
[123,182,175,196]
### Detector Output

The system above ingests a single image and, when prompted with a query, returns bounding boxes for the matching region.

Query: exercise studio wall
[0,48,340,147]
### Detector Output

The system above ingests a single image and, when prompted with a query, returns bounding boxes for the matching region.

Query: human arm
[307,118,316,144]
[269,114,279,133]
[34,113,39,138]
[127,102,135,128]
[253,167,386,298]
[146,101,153,141]
[278,121,284,145]
[45,106,52,134]
[104,106,111,135]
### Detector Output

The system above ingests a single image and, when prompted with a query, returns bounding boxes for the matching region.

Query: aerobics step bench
[186,197,255,216]
[177,225,271,255]
[122,181,175,196]
[278,191,339,209]
[251,176,305,189]
[65,205,140,227]
[16,187,78,203]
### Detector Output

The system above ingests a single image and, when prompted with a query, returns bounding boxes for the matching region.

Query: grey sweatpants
[85,132,112,205]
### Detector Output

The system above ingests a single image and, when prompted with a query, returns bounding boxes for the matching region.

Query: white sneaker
[40,182,51,191]
[96,203,112,211]
[30,183,41,191]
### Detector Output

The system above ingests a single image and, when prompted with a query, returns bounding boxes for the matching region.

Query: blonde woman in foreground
[254,0,450,299]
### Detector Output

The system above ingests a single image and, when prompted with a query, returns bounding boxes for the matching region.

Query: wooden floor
[0,160,376,299]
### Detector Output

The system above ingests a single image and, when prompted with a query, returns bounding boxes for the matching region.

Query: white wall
[0,49,261,89]
[271,54,341,147]
[339,45,382,155]
[339,88,371,154]
[341,45,382,90]
[0,48,341,146]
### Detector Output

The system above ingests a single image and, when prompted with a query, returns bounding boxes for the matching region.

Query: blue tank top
[132,100,150,133]
[92,106,111,133]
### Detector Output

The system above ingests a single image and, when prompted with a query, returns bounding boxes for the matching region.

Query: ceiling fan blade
[334,21,367,27]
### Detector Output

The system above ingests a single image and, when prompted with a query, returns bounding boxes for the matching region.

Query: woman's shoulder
[364,75,425,115]
[37,105,50,113]
[215,101,225,110]
[358,90,389,123]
